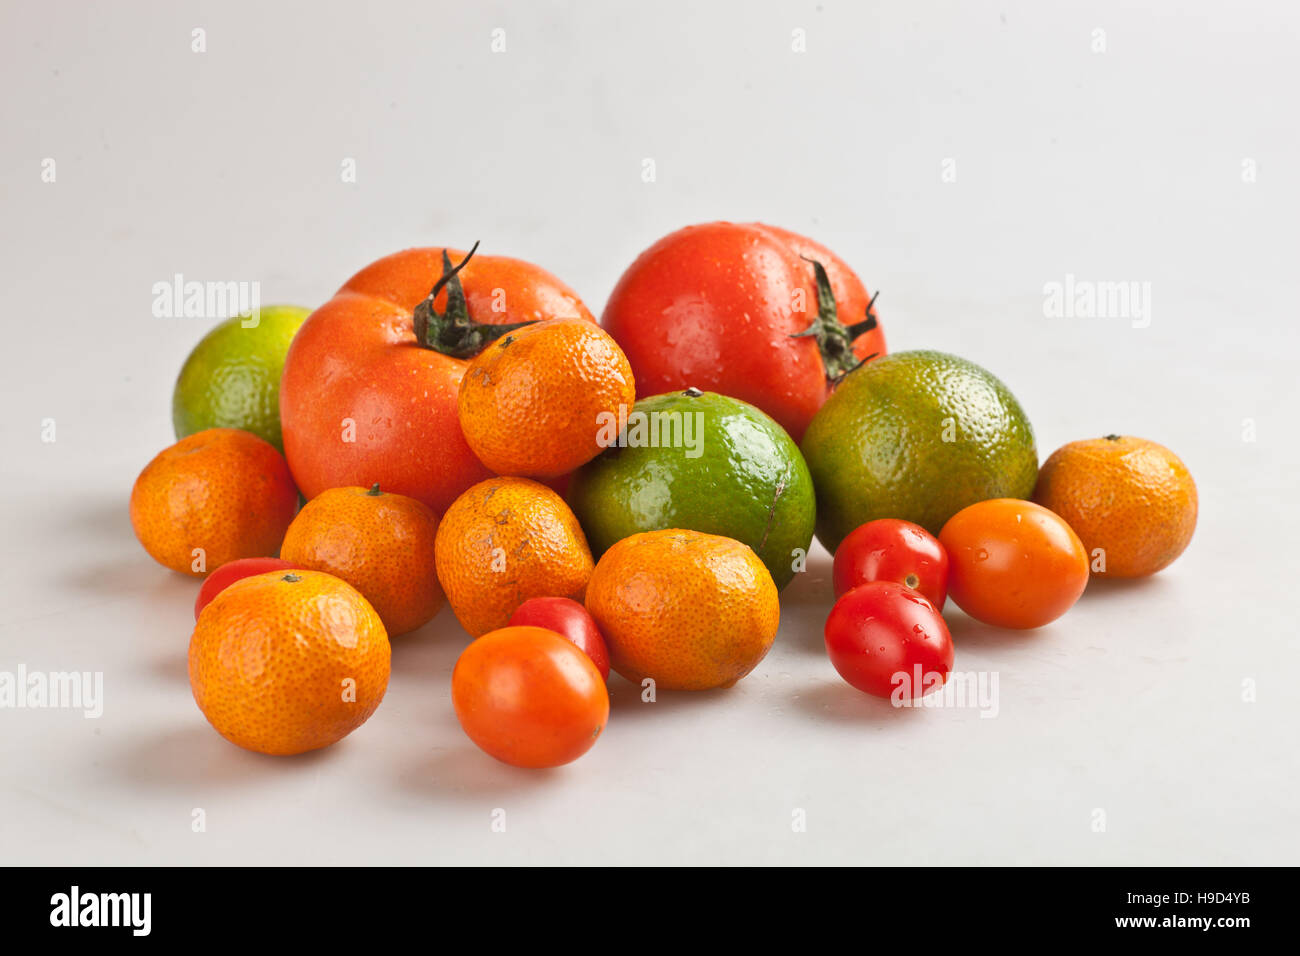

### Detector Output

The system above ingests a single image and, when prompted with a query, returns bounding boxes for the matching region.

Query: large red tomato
[280,246,594,514]
[601,222,886,441]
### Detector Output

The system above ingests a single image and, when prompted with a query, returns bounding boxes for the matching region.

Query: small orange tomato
[939,499,1089,630]
[451,626,609,769]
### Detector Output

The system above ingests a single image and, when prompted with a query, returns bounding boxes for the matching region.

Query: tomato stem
[412,242,537,358]
[788,256,881,385]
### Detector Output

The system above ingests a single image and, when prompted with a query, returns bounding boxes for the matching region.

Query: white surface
[2,0,1297,865]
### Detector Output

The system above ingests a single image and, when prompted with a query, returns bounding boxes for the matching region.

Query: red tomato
[508,596,610,681]
[824,581,954,700]
[452,626,609,769]
[602,222,886,441]
[194,557,304,620]
[939,498,1089,630]
[832,518,949,608]
[280,245,594,515]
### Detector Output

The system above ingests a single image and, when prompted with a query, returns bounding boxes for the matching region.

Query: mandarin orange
[434,476,594,637]
[585,529,779,691]
[280,484,443,635]
[457,318,635,478]
[130,428,298,577]
[189,570,390,755]
[1034,435,1197,578]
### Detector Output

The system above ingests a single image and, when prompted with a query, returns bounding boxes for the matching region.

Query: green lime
[171,305,311,451]
[801,350,1038,550]
[569,389,815,589]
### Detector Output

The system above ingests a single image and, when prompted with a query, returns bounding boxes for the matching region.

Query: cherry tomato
[939,498,1089,629]
[194,557,304,620]
[832,518,949,608]
[824,581,953,700]
[508,596,610,681]
[452,626,609,769]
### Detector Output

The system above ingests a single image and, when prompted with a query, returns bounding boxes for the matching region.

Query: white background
[2,0,1297,865]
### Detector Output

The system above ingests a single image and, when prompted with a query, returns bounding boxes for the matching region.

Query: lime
[568,389,815,589]
[171,305,311,451]
[801,350,1038,550]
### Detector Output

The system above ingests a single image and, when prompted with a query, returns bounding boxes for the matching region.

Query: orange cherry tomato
[939,499,1089,630]
[451,626,609,769]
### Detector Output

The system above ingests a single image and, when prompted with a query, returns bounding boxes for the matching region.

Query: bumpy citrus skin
[568,390,814,589]
[172,305,311,452]
[435,477,595,637]
[801,350,1038,549]
[280,485,443,635]
[585,529,780,691]
[130,428,299,577]
[1034,435,1197,577]
[189,570,391,756]
[459,318,636,478]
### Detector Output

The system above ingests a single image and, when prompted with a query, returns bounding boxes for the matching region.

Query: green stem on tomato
[788,256,880,384]
[412,242,537,358]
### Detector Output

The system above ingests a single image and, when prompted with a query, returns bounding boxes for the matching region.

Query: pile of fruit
[131,222,1198,768]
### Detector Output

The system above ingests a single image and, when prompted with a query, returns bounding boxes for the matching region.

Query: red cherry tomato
[824,581,954,700]
[508,596,610,681]
[832,518,949,608]
[939,498,1089,629]
[194,557,304,620]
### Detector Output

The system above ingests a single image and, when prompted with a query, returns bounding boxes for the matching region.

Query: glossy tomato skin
[194,557,304,620]
[508,597,610,681]
[824,581,953,700]
[602,222,885,442]
[280,248,594,516]
[939,498,1089,630]
[832,519,949,608]
[452,626,609,769]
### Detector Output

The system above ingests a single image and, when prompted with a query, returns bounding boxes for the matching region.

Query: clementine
[1034,435,1197,578]
[130,428,298,577]
[435,477,594,637]
[585,529,779,691]
[189,570,390,755]
[458,318,636,478]
[280,484,443,635]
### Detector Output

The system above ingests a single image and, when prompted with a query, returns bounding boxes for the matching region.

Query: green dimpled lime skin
[801,350,1038,551]
[568,390,815,590]
[172,305,312,451]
